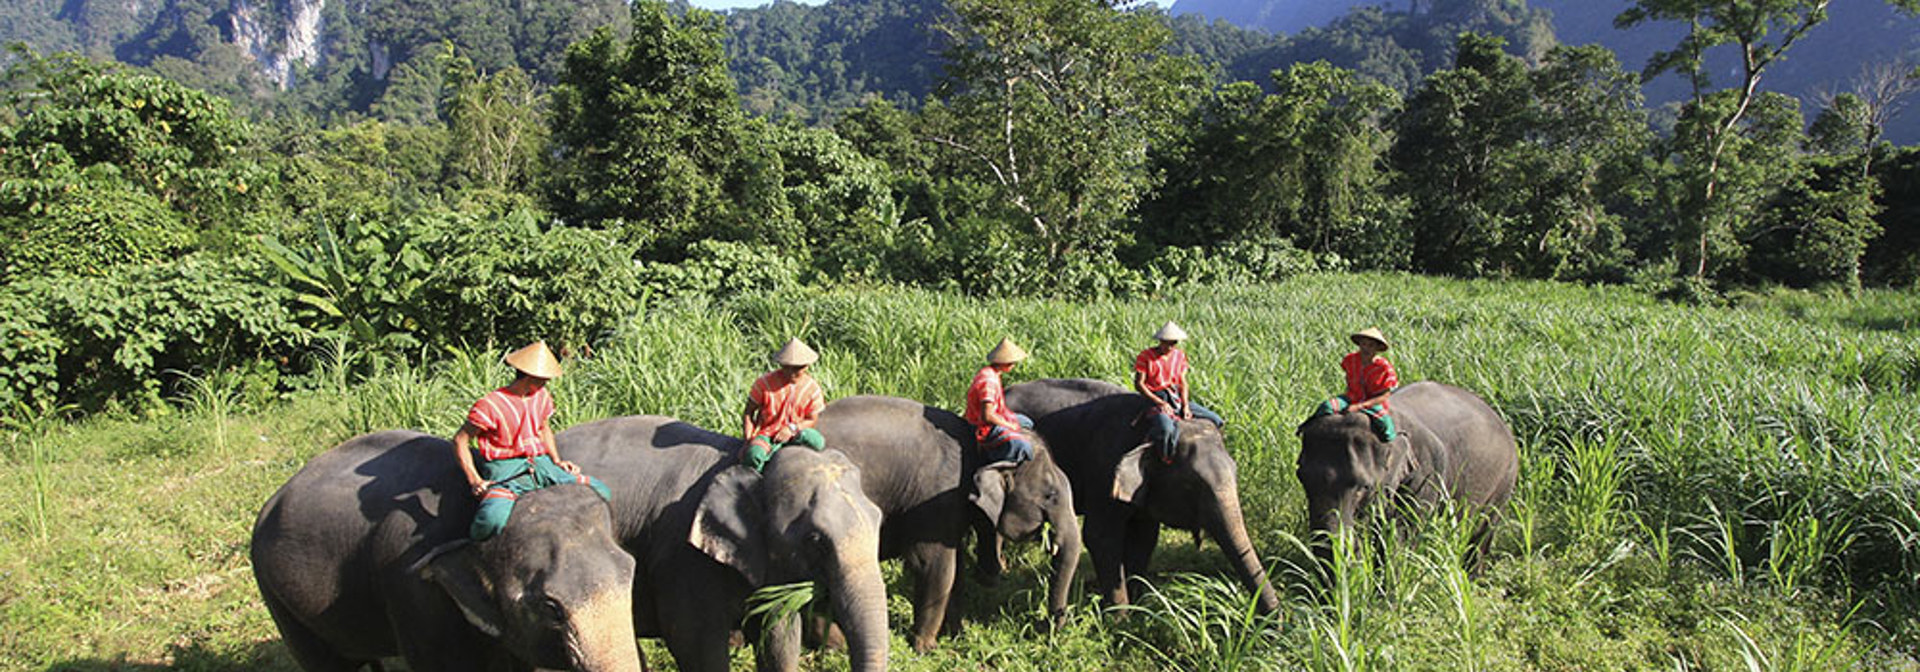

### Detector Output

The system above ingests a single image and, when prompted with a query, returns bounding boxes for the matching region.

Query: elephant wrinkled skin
[251,430,643,672]
[1006,378,1280,613]
[814,395,1082,651]
[557,415,890,672]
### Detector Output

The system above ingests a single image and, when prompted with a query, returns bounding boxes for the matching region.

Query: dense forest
[0,0,1918,416]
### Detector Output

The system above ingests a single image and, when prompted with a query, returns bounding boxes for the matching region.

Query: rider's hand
[470,480,492,497]
[555,460,582,476]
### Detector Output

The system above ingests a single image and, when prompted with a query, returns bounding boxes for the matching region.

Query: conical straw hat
[1350,328,1390,351]
[1154,321,1189,342]
[504,341,564,379]
[772,338,819,367]
[987,337,1028,365]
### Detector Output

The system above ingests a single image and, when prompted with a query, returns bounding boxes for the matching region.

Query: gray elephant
[1005,378,1281,613]
[250,430,642,672]
[1295,381,1518,557]
[556,415,889,672]
[813,395,1082,652]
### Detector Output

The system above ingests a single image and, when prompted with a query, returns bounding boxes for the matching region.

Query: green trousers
[1313,395,1398,442]
[744,427,825,473]
[472,454,612,541]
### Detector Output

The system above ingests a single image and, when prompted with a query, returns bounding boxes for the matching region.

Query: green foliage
[261,207,646,358]
[444,60,547,192]
[1145,64,1406,269]
[1394,37,1650,281]
[0,256,307,412]
[932,0,1206,262]
[546,1,771,254]
[639,239,802,300]
[0,51,271,279]
[1657,90,1810,281]
[723,0,949,123]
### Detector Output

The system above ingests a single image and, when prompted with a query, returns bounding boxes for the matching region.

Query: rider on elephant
[1312,327,1399,442]
[741,338,828,472]
[966,338,1036,467]
[1133,321,1226,462]
[454,340,613,541]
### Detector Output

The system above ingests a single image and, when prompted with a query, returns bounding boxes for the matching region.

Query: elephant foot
[912,634,940,654]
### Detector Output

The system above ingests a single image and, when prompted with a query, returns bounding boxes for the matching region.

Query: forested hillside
[1168,0,1920,142]
[0,0,629,119]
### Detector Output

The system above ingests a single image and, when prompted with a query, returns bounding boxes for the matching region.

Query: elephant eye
[535,595,566,621]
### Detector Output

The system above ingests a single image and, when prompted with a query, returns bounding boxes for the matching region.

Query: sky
[687,0,1175,9]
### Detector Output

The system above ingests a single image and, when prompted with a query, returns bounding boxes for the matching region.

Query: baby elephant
[1295,382,1518,561]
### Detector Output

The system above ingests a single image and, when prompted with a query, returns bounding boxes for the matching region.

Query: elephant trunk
[1205,485,1280,614]
[830,542,890,672]
[567,587,644,672]
[1046,504,1082,622]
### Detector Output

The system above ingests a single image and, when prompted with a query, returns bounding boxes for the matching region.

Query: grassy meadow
[4,272,1919,671]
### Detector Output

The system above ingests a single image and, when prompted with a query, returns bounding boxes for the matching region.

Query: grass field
[3,272,1918,671]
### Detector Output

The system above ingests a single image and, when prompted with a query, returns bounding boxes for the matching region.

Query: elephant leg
[1082,512,1130,608]
[260,592,367,672]
[903,542,958,652]
[658,572,741,672]
[1122,516,1161,601]
[941,550,967,638]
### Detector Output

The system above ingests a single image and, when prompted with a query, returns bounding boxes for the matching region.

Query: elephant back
[1386,382,1519,506]
[1005,378,1128,421]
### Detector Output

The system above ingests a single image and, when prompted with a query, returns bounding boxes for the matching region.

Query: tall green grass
[5,273,1919,670]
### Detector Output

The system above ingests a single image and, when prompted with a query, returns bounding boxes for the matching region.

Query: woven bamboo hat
[1154,321,1189,342]
[987,337,1029,365]
[772,338,819,367]
[504,341,564,379]
[1350,328,1390,351]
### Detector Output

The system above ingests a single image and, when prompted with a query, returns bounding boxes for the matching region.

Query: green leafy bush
[638,239,800,300]
[0,256,308,411]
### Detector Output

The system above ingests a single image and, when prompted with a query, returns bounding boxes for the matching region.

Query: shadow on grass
[46,638,300,672]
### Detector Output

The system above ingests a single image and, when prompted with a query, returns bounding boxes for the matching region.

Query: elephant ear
[413,540,506,638]
[1111,444,1150,503]
[971,464,1012,522]
[690,466,769,585]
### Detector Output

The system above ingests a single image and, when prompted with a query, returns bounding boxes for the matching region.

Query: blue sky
[688,0,1174,9]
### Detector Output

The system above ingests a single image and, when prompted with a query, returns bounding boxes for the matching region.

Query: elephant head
[1114,418,1281,613]
[1296,411,1412,543]
[690,447,889,672]
[970,436,1083,622]
[416,484,643,672]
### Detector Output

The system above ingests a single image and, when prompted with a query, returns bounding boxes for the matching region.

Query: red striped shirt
[1342,352,1398,409]
[467,387,555,461]
[964,366,1014,442]
[1134,346,1188,393]
[747,369,825,439]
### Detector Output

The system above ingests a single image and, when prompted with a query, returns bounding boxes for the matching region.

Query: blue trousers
[1146,390,1225,458]
[980,414,1035,464]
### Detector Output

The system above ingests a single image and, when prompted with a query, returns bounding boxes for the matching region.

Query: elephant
[812,395,1082,652]
[1005,378,1281,613]
[555,415,889,672]
[250,430,643,672]
[1295,381,1518,558]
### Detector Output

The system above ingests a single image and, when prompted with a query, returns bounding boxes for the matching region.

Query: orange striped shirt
[747,369,825,439]
[467,387,555,461]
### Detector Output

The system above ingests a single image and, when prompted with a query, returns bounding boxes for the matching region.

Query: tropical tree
[1145,62,1404,269]
[545,0,779,256]
[927,0,1205,264]
[1617,0,1920,279]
